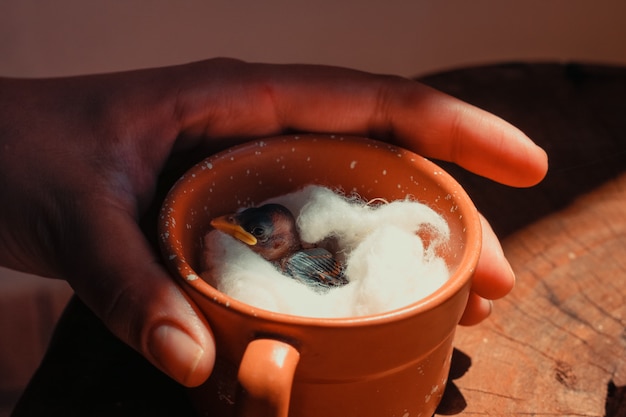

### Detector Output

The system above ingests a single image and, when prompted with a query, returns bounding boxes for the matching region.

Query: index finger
[170,59,547,187]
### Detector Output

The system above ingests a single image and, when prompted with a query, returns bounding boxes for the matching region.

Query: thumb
[66,205,215,387]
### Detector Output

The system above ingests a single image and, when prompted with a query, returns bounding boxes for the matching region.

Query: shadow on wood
[605,381,626,417]
[435,349,471,415]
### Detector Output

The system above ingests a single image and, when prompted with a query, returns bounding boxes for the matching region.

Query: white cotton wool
[346,226,449,316]
[200,185,451,318]
[201,229,355,318]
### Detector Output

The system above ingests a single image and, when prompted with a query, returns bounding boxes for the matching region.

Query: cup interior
[159,134,481,321]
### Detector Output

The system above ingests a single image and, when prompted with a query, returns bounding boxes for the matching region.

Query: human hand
[0,58,547,386]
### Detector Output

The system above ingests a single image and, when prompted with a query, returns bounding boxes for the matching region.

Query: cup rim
[159,134,481,328]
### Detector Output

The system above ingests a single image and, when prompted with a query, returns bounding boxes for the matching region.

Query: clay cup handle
[236,338,301,417]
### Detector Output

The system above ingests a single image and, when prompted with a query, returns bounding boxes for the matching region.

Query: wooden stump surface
[436,174,626,416]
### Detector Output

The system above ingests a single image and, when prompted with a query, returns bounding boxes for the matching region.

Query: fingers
[472,215,515,300]
[459,215,515,326]
[170,59,547,187]
[458,293,492,326]
[66,204,215,387]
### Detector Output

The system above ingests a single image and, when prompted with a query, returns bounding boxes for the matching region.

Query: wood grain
[437,173,626,416]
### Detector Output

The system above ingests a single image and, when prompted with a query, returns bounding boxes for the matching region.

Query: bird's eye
[251,227,266,237]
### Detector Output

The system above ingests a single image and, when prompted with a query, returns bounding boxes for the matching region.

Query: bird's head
[210,203,301,262]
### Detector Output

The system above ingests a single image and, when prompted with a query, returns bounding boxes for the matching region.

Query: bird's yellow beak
[210,215,258,246]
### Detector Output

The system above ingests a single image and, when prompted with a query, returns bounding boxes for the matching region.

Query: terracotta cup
[158,134,481,417]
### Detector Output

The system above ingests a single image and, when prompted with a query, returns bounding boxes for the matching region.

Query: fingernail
[149,323,204,386]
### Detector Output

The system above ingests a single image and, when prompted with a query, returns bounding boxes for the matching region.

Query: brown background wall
[1,1,626,78]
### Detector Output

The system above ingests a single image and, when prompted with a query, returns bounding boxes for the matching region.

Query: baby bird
[210,203,348,292]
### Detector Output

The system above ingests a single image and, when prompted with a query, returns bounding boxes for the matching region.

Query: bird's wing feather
[283,247,348,291]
